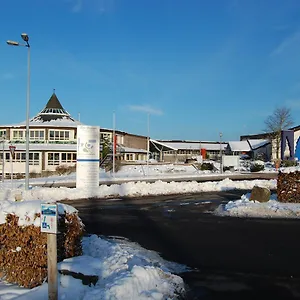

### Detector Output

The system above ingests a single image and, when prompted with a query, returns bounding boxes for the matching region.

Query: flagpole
[147,113,150,176]
[113,112,116,177]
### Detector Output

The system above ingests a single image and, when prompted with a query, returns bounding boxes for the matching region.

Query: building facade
[241,127,300,161]
[0,93,148,178]
[150,139,227,163]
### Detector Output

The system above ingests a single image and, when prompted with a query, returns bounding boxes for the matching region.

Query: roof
[2,92,83,128]
[228,139,270,152]
[100,127,148,139]
[228,141,251,152]
[247,139,270,149]
[31,92,78,123]
[151,140,227,151]
[150,139,178,151]
[240,132,270,140]
[45,93,64,110]
[289,125,300,132]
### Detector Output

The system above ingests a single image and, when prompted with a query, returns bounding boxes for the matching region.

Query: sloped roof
[45,93,64,110]
[228,141,251,152]
[150,139,178,151]
[247,139,270,149]
[3,92,83,128]
[153,140,227,151]
[228,139,270,152]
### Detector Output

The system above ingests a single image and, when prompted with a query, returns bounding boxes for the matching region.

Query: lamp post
[1,135,5,183]
[219,132,223,174]
[7,33,30,190]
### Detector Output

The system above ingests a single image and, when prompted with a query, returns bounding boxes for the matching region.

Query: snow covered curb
[215,193,300,218]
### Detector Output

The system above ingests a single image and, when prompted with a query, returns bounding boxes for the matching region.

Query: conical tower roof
[45,93,64,110]
[31,91,76,123]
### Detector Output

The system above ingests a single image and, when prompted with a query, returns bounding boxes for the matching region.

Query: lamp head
[21,33,29,42]
[7,40,19,46]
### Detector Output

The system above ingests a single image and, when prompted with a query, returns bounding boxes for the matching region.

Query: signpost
[41,203,58,300]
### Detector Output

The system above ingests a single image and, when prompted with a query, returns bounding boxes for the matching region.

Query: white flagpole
[147,113,150,176]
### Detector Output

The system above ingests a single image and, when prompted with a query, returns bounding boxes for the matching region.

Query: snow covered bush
[250,160,264,172]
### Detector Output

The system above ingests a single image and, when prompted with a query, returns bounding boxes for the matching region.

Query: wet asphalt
[63,190,300,299]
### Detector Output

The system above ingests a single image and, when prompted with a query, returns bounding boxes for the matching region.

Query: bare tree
[264,107,294,159]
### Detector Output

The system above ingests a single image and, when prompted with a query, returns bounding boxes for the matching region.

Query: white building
[0,92,148,178]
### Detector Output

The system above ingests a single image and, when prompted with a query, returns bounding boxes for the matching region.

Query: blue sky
[1,0,300,141]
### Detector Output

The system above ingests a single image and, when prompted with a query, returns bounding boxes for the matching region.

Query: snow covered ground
[215,192,300,218]
[0,163,279,202]
[1,163,300,299]
[0,234,188,300]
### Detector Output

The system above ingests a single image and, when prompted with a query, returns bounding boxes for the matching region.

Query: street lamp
[219,132,223,174]
[7,33,30,190]
[1,135,5,183]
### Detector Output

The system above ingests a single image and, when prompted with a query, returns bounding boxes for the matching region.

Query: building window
[29,153,40,165]
[0,130,6,138]
[48,153,60,165]
[15,153,26,162]
[12,130,24,140]
[49,130,71,141]
[13,152,39,165]
[126,154,133,160]
[61,152,77,163]
[30,130,45,141]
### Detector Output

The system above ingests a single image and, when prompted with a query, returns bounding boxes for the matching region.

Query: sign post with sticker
[41,203,58,300]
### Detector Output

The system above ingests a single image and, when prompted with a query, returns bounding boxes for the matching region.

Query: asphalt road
[63,190,300,299]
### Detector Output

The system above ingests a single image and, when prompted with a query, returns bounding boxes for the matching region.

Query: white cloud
[270,30,300,56]
[128,105,163,116]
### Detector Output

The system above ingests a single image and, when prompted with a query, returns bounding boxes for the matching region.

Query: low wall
[0,211,84,288]
[277,171,300,203]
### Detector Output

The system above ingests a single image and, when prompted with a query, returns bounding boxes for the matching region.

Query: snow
[0,235,187,300]
[228,140,251,152]
[247,139,270,149]
[8,116,82,128]
[215,193,300,218]
[1,163,300,299]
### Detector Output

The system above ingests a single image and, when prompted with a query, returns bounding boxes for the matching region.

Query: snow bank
[215,193,300,218]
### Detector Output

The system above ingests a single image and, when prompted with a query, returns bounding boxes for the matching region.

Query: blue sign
[40,204,57,234]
